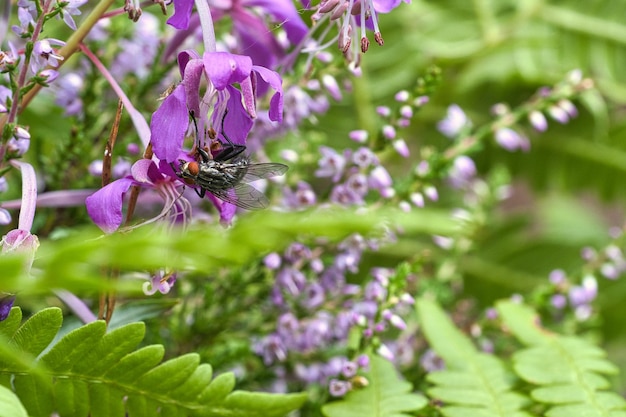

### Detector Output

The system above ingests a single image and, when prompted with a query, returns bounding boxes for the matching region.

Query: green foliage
[0,208,456,295]
[417,298,531,417]
[418,298,626,417]
[321,356,427,417]
[0,307,307,417]
[497,301,626,417]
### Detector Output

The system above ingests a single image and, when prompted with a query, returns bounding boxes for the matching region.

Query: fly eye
[186,161,200,176]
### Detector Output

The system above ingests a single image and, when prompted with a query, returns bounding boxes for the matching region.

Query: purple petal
[206,193,237,225]
[150,84,188,163]
[0,294,15,321]
[131,159,163,184]
[182,57,204,117]
[177,49,201,79]
[86,177,135,233]
[240,75,257,119]
[233,13,281,70]
[245,0,308,44]
[373,0,405,13]
[203,52,252,90]
[252,65,283,122]
[214,86,253,145]
[166,0,194,29]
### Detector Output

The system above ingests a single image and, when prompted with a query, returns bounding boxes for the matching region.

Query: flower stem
[79,43,151,148]
[194,0,216,53]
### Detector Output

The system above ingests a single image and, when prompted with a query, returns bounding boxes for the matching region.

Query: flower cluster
[253,234,418,397]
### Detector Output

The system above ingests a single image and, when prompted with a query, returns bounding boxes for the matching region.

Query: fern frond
[321,355,427,417]
[0,307,307,417]
[497,301,626,417]
[417,298,532,417]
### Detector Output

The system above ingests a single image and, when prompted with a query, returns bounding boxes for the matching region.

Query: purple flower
[85,159,189,233]
[254,334,288,365]
[111,12,160,79]
[352,147,378,168]
[276,267,306,296]
[148,50,283,223]
[2,229,40,271]
[168,0,307,69]
[31,39,65,73]
[549,269,567,285]
[494,127,530,152]
[448,155,476,188]
[54,72,84,116]
[551,294,567,310]
[328,379,351,397]
[368,165,393,197]
[12,4,35,36]
[568,275,597,307]
[528,110,548,132]
[330,183,364,206]
[315,146,347,182]
[295,363,323,384]
[302,282,325,309]
[420,349,445,372]
[143,270,177,295]
[438,104,470,138]
[283,181,317,208]
[264,252,282,269]
[58,0,88,30]
[0,209,10,225]
[393,139,410,157]
[151,50,283,163]
[345,173,369,196]
[349,130,368,143]
[382,124,396,140]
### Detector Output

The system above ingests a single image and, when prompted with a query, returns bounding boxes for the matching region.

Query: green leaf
[0,384,28,417]
[322,356,427,417]
[417,298,531,417]
[104,344,165,383]
[0,308,22,339]
[0,307,305,417]
[198,372,236,404]
[497,300,626,416]
[220,392,309,417]
[4,209,455,295]
[10,308,62,357]
[71,322,145,376]
[136,353,200,393]
[40,320,107,372]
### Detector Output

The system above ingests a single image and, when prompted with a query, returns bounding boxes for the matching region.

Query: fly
[171,112,288,210]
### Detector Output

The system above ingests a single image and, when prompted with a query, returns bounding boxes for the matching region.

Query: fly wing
[241,163,288,183]
[210,182,270,210]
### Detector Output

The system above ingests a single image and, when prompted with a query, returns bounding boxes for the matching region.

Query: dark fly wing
[241,163,288,183]
[210,182,270,210]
